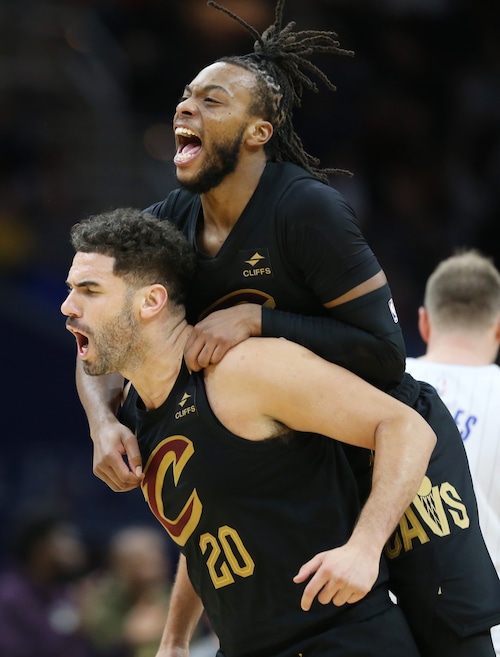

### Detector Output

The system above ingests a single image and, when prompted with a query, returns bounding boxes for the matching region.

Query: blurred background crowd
[1,0,499,652]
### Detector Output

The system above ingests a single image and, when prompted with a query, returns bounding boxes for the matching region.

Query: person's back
[406,249,500,655]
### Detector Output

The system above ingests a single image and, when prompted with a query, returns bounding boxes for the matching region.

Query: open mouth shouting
[174,127,202,166]
[66,322,90,359]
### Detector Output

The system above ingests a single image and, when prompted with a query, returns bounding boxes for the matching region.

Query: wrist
[349,518,388,556]
[88,412,121,440]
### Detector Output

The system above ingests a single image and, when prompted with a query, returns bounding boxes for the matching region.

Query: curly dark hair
[208,0,354,182]
[70,208,196,306]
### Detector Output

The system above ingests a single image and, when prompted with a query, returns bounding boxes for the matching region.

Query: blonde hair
[424,249,500,332]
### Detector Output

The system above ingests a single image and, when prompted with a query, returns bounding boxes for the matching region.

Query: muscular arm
[155,554,205,657]
[76,358,143,491]
[209,338,436,607]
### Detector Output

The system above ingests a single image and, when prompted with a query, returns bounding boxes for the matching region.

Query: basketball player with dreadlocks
[76,2,500,656]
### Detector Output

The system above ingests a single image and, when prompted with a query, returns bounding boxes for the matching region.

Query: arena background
[1,0,498,561]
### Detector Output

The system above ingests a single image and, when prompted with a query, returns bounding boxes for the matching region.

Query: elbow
[415,418,437,465]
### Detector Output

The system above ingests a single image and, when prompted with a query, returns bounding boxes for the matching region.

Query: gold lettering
[200,527,255,589]
[200,533,235,589]
[413,483,451,537]
[242,268,272,278]
[385,529,403,559]
[440,482,470,529]
[399,506,430,552]
[175,405,197,419]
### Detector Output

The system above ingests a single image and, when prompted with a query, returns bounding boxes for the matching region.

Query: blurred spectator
[0,509,95,657]
[80,524,215,657]
[81,525,216,657]
[80,525,172,657]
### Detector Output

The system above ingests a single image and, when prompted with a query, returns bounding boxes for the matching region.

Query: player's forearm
[75,357,125,437]
[157,554,205,653]
[351,414,436,553]
[261,303,405,387]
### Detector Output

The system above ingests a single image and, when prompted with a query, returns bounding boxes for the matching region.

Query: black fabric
[145,162,404,387]
[214,603,422,657]
[418,622,495,657]
[389,378,500,639]
[120,367,404,657]
[262,284,405,387]
[143,162,500,647]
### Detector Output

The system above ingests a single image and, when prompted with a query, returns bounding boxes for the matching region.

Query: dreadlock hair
[207,0,354,183]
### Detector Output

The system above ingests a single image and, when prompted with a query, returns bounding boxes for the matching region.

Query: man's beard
[84,303,142,377]
[178,127,245,195]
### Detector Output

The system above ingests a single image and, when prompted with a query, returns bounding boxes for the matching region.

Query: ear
[494,315,500,344]
[417,306,431,344]
[246,119,273,147]
[139,284,168,319]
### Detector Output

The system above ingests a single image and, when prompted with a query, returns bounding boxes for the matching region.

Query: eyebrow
[184,83,230,96]
[66,279,100,289]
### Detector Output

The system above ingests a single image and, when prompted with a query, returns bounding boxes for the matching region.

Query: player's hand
[184,304,262,371]
[92,420,143,492]
[293,541,380,610]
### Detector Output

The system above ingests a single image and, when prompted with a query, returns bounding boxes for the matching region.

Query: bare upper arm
[324,270,387,308]
[205,337,412,449]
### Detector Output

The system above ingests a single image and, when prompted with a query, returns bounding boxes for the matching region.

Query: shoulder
[268,164,357,224]
[204,338,321,439]
[208,338,318,391]
[221,335,309,363]
[143,189,197,221]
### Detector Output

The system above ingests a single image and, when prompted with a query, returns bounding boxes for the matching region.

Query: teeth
[175,152,197,162]
[175,127,198,138]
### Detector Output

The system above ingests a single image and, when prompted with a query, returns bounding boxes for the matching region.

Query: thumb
[124,436,144,478]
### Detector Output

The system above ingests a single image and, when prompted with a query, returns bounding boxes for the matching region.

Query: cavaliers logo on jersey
[141,435,201,546]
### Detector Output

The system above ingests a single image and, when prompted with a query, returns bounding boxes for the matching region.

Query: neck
[195,158,266,257]
[200,157,267,228]
[421,332,498,366]
[125,318,192,410]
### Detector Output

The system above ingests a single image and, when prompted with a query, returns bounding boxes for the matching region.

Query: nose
[60,291,79,318]
[175,96,196,117]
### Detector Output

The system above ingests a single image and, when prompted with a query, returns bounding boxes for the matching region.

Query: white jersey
[406,358,500,653]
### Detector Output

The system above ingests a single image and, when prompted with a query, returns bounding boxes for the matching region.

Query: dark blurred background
[1,0,499,561]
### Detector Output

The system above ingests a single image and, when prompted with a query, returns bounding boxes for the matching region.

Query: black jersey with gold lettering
[144,162,500,643]
[120,363,394,657]
[385,377,500,641]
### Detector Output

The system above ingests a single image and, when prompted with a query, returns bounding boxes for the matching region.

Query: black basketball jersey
[145,161,381,323]
[144,162,500,637]
[120,363,392,657]
[385,377,500,638]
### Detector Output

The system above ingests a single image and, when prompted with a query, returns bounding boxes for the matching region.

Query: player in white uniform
[406,249,500,655]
